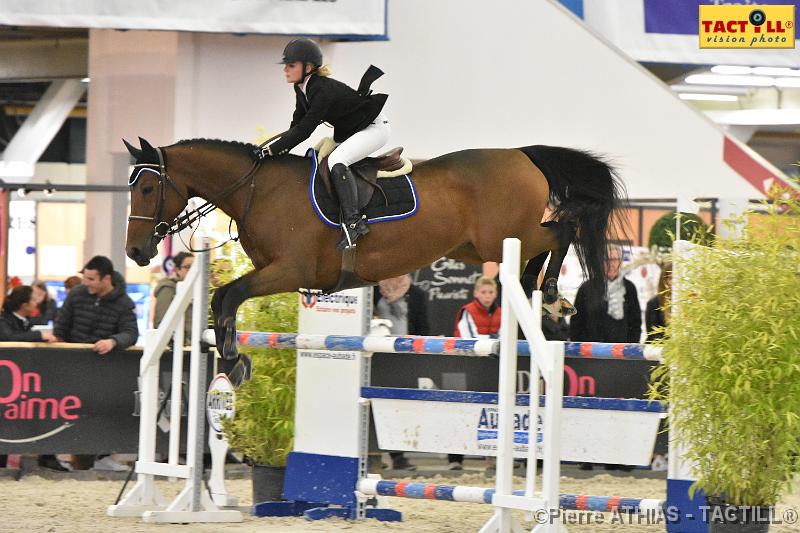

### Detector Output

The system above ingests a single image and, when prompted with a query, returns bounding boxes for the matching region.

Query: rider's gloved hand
[253,145,272,160]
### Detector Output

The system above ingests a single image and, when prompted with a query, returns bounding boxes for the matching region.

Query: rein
[128,146,262,250]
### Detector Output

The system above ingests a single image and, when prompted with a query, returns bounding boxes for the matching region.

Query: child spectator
[450,276,501,470]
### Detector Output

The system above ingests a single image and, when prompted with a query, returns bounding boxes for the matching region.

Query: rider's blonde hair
[316,64,331,77]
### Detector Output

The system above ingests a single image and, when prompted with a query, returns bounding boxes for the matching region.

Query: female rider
[259,37,389,250]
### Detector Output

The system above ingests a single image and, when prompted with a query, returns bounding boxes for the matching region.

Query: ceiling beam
[0,79,86,181]
[0,39,87,81]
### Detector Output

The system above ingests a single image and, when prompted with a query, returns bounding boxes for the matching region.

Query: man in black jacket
[54,255,139,354]
[0,285,57,342]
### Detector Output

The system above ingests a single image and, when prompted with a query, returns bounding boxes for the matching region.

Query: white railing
[107,245,241,523]
[479,238,565,533]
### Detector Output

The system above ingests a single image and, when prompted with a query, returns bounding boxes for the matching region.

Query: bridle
[127,146,262,245]
[127,147,189,238]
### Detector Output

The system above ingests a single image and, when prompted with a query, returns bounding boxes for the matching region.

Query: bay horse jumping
[124,137,624,376]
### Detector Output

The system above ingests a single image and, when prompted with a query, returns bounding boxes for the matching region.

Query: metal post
[168,311,185,471]
[187,248,210,511]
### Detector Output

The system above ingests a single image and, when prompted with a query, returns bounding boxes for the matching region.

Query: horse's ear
[138,137,158,159]
[123,138,142,160]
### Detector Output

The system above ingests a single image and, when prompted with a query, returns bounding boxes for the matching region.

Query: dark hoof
[221,317,238,361]
[222,355,252,388]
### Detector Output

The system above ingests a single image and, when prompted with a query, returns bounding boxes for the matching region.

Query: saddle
[317,147,406,209]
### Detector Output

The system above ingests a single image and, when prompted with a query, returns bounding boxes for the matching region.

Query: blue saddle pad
[306,148,419,228]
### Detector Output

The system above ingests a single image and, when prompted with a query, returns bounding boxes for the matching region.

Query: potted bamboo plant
[651,190,800,532]
[214,243,298,504]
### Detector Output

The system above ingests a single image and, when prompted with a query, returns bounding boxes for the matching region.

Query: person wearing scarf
[568,244,642,472]
[569,244,642,344]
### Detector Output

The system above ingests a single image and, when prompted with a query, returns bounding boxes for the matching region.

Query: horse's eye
[142,185,154,194]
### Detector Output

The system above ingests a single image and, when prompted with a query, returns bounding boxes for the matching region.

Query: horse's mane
[173,138,257,157]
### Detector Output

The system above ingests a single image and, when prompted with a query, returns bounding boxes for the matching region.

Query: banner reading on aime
[699,4,796,48]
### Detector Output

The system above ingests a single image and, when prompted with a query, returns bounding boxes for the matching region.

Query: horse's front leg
[210,282,230,337]
[215,263,306,384]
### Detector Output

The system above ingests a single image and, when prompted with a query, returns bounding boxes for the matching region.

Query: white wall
[175,0,786,199]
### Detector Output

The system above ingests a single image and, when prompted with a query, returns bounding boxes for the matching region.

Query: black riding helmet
[279,37,323,67]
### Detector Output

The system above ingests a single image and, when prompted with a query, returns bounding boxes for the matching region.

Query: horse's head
[124,137,188,266]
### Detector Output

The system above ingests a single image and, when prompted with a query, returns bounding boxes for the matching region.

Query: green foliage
[222,347,296,466]
[650,190,800,505]
[215,242,298,466]
[648,211,714,249]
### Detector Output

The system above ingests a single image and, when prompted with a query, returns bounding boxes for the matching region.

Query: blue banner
[644,0,799,35]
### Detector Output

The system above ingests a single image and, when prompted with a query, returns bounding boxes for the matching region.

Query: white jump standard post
[479,238,565,533]
[107,247,241,523]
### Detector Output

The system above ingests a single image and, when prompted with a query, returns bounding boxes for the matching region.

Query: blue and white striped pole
[201,331,663,361]
[357,479,665,514]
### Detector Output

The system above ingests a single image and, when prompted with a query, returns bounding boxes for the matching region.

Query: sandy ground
[2,469,798,533]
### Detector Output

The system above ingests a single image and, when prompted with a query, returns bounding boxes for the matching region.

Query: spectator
[450,276,502,471]
[54,255,139,354]
[645,262,672,342]
[374,274,429,337]
[454,276,502,338]
[64,275,82,293]
[29,281,57,326]
[0,286,63,471]
[569,244,642,344]
[54,256,138,472]
[569,244,641,471]
[0,286,56,342]
[373,274,429,471]
[153,252,195,340]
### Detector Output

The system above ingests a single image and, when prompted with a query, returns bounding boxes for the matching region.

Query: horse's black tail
[518,145,627,298]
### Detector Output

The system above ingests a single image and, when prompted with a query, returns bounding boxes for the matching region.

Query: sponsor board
[370,398,662,466]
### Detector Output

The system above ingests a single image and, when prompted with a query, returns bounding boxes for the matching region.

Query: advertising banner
[0,345,212,454]
[0,0,388,39]
[370,396,662,465]
[294,288,370,457]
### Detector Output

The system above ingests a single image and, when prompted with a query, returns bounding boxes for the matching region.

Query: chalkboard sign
[412,257,482,336]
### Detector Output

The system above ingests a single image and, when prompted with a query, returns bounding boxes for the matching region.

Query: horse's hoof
[542,296,576,318]
[223,355,252,388]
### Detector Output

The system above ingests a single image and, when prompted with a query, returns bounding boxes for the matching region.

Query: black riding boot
[331,163,369,250]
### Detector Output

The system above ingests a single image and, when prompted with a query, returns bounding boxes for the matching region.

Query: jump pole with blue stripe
[217,331,663,362]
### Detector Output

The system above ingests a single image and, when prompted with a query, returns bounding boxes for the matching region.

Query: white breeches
[328,113,390,168]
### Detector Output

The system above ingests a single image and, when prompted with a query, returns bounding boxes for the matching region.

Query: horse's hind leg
[521,252,548,298]
[540,221,576,313]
